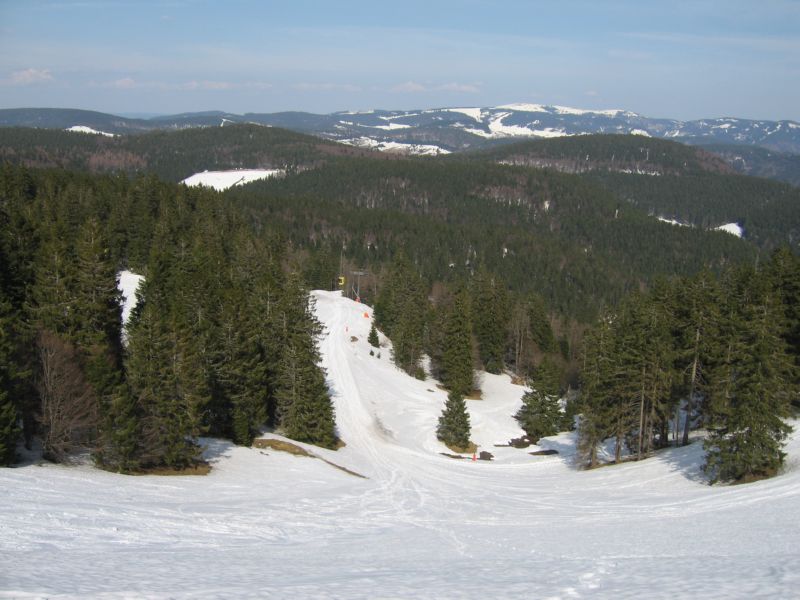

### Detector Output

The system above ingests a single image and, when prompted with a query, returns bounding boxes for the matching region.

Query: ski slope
[2,291,800,598]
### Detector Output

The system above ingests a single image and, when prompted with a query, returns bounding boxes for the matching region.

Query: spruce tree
[368,324,380,348]
[274,277,337,448]
[514,357,562,444]
[0,291,19,465]
[440,289,474,397]
[437,390,472,451]
[471,268,509,374]
[704,269,795,483]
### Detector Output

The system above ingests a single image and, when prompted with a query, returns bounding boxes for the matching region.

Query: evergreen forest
[1,124,798,484]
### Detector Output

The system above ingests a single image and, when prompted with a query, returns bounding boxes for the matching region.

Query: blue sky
[1,0,798,120]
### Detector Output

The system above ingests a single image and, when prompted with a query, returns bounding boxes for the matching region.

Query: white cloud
[392,81,427,93]
[293,82,361,92]
[182,80,232,91]
[8,68,53,85]
[110,77,137,89]
[437,82,480,93]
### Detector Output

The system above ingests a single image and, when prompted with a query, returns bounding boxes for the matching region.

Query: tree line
[577,248,799,482]
[0,164,336,470]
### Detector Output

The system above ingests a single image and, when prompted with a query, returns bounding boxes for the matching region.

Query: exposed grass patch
[444,441,478,454]
[465,390,483,400]
[253,437,367,479]
[252,438,312,456]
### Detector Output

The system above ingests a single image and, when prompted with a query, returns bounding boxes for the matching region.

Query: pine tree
[375,252,428,377]
[673,270,719,446]
[368,323,380,348]
[704,269,795,483]
[124,246,204,469]
[471,268,509,374]
[514,357,562,444]
[440,289,474,397]
[274,277,337,448]
[577,314,615,468]
[0,290,20,465]
[437,390,472,451]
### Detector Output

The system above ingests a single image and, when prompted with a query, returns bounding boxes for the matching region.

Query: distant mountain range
[1,104,799,153]
[1,104,800,186]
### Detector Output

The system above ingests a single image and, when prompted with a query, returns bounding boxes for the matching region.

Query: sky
[0,0,798,121]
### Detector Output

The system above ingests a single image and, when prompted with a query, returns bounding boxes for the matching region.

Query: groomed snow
[181,169,282,192]
[2,291,799,598]
[65,125,115,137]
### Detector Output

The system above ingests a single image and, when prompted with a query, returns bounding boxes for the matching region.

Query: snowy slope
[181,169,282,191]
[2,291,800,598]
[65,125,115,137]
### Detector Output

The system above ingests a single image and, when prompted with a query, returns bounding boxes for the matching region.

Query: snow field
[65,125,115,137]
[2,291,799,598]
[181,169,282,192]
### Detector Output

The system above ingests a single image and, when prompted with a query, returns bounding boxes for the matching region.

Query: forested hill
[230,157,755,320]
[470,134,735,176]
[0,124,380,182]
[467,135,800,252]
[699,143,800,187]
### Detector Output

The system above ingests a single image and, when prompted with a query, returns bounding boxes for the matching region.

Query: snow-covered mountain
[2,105,799,155]
[2,290,800,598]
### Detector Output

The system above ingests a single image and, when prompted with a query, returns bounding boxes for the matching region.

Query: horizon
[1,1,799,122]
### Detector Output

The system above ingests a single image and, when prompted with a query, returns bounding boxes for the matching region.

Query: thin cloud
[6,68,53,85]
[438,82,480,93]
[293,82,362,93]
[93,78,272,91]
[392,81,427,93]
[391,81,481,94]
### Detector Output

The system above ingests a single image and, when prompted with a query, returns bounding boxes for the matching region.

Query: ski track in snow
[2,290,800,598]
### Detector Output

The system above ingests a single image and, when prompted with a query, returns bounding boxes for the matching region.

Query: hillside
[231,157,755,320]
[701,143,800,187]
[2,290,799,599]
[466,135,800,252]
[0,124,378,181]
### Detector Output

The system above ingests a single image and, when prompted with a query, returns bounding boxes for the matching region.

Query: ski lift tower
[351,270,368,302]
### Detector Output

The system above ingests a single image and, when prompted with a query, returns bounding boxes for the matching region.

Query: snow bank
[181,169,282,192]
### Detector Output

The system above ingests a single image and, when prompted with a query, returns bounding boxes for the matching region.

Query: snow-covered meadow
[2,291,799,598]
[181,169,282,192]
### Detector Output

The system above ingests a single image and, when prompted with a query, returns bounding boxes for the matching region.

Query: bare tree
[35,331,98,462]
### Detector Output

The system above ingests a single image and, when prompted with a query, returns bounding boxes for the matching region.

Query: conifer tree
[440,289,474,397]
[704,269,795,483]
[72,218,125,412]
[0,291,20,465]
[437,390,471,451]
[577,314,615,468]
[514,357,562,444]
[471,268,509,374]
[274,276,337,448]
[375,252,427,377]
[368,324,380,348]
